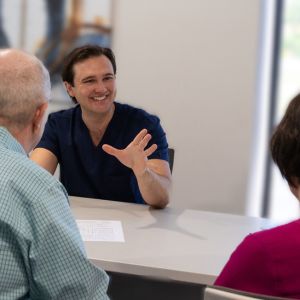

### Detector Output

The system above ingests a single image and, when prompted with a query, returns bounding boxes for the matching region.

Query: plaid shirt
[0,127,109,299]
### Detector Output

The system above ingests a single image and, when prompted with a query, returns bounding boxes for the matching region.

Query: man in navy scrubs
[31,45,171,208]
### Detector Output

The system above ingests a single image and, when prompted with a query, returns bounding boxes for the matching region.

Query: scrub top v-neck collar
[74,103,125,151]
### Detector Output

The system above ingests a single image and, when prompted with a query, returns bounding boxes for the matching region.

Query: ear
[64,81,75,97]
[32,102,48,133]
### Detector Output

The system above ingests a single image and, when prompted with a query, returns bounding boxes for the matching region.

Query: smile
[92,95,107,101]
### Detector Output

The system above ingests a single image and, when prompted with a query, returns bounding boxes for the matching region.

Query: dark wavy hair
[271,93,300,187]
[61,45,116,103]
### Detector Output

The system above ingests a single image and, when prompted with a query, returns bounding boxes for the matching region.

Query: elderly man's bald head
[0,49,50,130]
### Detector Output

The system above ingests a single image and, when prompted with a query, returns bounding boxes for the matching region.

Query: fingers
[144,144,157,157]
[133,129,148,145]
[132,129,155,151]
[135,129,157,157]
[103,129,157,162]
[139,133,152,150]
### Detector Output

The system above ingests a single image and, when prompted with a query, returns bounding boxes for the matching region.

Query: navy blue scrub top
[36,102,169,204]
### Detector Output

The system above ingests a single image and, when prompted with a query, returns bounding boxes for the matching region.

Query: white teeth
[93,95,106,101]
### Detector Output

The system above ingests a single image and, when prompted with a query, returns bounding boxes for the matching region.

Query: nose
[95,80,107,93]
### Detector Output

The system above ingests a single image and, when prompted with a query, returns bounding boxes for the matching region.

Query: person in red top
[214,92,300,299]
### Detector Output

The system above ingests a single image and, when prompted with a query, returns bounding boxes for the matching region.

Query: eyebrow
[103,72,115,77]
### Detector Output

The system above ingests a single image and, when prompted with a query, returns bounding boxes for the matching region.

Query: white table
[70,196,275,286]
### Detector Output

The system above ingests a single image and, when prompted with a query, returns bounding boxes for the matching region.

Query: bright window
[268,0,300,221]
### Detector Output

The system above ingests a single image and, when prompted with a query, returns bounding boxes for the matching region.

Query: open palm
[102,129,157,175]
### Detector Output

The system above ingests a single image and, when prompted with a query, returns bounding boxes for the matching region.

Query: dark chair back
[168,148,175,173]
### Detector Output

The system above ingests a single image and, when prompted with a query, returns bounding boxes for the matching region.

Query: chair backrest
[203,286,285,300]
[168,148,175,173]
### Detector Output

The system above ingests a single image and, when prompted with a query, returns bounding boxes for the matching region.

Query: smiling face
[64,55,116,118]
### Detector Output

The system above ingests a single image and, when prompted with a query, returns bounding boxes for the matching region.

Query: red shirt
[215,219,300,299]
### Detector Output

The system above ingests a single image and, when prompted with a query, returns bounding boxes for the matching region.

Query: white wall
[112,0,262,214]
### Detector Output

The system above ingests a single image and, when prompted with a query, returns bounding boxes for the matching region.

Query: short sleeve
[36,113,61,161]
[147,116,168,161]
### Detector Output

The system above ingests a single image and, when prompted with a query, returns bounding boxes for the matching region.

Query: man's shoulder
[0,150,65,206]
[48,105,78,121]
[115,102,160,125]
[13,152,59,186]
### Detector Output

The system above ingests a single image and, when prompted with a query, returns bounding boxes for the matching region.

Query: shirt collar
[0,127,27,155]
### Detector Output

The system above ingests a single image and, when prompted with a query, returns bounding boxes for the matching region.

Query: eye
[82,78,96,84]
[103,75,115,81]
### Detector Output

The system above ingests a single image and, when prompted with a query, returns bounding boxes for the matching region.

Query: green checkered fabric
[0,127,109,299]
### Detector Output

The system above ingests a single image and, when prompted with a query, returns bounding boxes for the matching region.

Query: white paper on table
[76,220,125,242]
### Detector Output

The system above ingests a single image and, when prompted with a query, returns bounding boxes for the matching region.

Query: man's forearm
[135,168,171,208]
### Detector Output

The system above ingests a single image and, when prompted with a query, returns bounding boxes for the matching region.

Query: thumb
[102,144,118,156]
